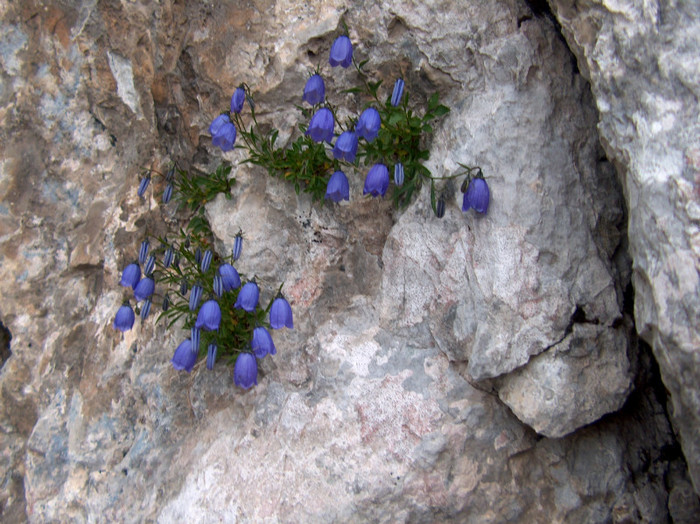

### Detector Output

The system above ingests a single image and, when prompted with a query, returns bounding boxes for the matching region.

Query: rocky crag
[0,0,698,522]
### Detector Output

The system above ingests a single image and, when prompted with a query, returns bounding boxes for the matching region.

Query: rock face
[0,0,698,522]
[549,0,700,492]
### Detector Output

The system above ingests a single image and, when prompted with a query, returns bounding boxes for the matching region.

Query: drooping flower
[163,247,174,268]
[171,339,197,372]
[363,163,390,197]
[139,240,150,265]
[189,283,203,311]
[234,352,258,389]
[134,277,155,301]
[140,298,152,320]
[303,74,325,105]
[234,282,259,312]
[196,300,221,331]
[332,131,358,163]
[119,263,141,289]
[191,327,200,354]
[162,182,173,204]
[393,163,404,187]
[391,78,405,107]
[144,254,156,276]
[355,107,381,142]
[462,177,490,214]
[232,233,243,261]
[137,175,150,197]
[219,263,241,291]
[325,171,350,203]
[201,249,212,273]
[113,303,135,332]
[209,114,237,152]
[306,108,334,143]
[213,275,224,298]
[329,35,353,68]
[230,87,245,114]
[206,343,217,370]
[270,297,294,329]
[252,326,277,358]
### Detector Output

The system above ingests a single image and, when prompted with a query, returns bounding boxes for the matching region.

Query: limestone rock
[549,0,700,492]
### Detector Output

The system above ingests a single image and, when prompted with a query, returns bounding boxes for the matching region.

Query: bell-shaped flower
[363,163,390,197]
[462,177,490,214]
[329,35,353,68]
[213,275,224,298]
[140,298,152,320]
[189,283,203,311]
[391,78,405,107]
[219,263,241,291]
[201,249,213,273]
[144,254,156,276]
[303,74,325,105]
[113,303,135,332]
[230,87,245,114]
[209,114,237,152]
[325,171,350,203]
[332,131,358,163]
[232,233,243,261]
[252,327,277,358]
[234,282,259,312]
[139,239,150,265]
[162,182,173,204]
[270,297,294,329]
[134,277,155,301]
[306,108,334,143]
[195,300,221,331]
[171,339,197,372]
[119,263,141,289]
[234,352,258,389]
[206,343,217,370]
[191,327,201,354]
[394,163,404,187]
[355,107,381,142]
[137,175,150,197]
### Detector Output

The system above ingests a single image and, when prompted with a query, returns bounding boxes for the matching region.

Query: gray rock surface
[0,0,697,522]
[549,0,700,492]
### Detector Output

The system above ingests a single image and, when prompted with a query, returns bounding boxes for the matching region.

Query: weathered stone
[0,0,697,522]
[549,0,700,493]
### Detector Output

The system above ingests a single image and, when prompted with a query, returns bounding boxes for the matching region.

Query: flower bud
[162,294,170,312]
[206,343,217,370]
[233,234,243,261]
[140,298,152,320]
[391,78,405,107]
[163,247,174,268]
[213,275,224,298]
[191,327,200,354]
[162,182,173,204]
[137,174,150,197]
[139,239,150,265]
[201,249,212,272]
[435,198,446,218]
[394,163,405,187]
[194,247,202,265]
[144,254,156,276]
[189,283,203,311]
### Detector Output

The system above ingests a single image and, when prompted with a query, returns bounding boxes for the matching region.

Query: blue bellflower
[391,78,405,107]
[113,304,135,332]
[232,233,243,261]
[206,343,217,370]
[235,282,259,312]
[329,35,353,68]
[171,339,197,372]
[394,163,405,187]
[325,171,350,202]
[191,327,200,354]
[363,163,390,197]
[219,263,241,291]
[306,108,334,143]
[195,300,221,331]
[252,327,277,358]
[355,107,381,142]
[270,297,294,329]
[462,177,490,214]
[209,114,237,151]
[134,277,155,301]
[333,131,358,163]
[303,74,325,105]
[140,298,152,320]
[213,275,224,298]
[119,263,141,289]
[144,254,156,276]
[139,240,150,265]
[234,352,258,389]
[231,87,245,114]
[189,283,203,311]
[163,247,174,268]
[201,249,212,272]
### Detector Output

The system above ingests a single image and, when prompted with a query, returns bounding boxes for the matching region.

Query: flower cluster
[208,31,488,217]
